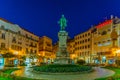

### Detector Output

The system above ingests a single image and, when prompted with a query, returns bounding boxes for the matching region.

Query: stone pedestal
[55,31,70,64]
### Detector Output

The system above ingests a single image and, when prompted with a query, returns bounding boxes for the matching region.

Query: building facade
[74,29,92,63]
[91,16,120,64]
[0,18,39,65]
[38,36,55,63]
[67,39,76,60]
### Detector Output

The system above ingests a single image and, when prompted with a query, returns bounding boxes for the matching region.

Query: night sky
[0,0,120,43]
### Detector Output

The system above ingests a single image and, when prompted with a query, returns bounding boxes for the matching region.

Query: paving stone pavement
[12,66,115,80]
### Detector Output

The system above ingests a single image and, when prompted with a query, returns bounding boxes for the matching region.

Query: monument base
[54,57,71,64]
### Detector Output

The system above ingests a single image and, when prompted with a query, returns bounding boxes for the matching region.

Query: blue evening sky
[0,0,120,43]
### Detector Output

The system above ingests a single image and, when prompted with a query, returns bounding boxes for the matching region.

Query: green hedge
[4,64,15,67]
[33,64,92,73]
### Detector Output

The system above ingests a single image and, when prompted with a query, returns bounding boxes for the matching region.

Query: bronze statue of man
[58,14,67,31]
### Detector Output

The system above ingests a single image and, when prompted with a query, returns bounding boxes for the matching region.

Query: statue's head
[62,14,64,18]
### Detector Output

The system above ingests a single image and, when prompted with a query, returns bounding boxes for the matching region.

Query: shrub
[33,64,92,73]
[31,62,35,65]
[20,63,27,66]
[115,60,120,66]
[4,64,15,67]
[77,59,85,65]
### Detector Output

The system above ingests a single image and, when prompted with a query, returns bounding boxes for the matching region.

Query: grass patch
[0,68,44,80]
[95,67,120,80]
[3,68,20,74]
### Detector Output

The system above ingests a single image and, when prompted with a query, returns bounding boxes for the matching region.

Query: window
[1,33,5,39]
[98,32,101,35]
[75,42,77,45]
[94,42,96,45]
[12,37,16,43]
[98,42,101,44]
[18,31,21,34]
[108,29,111,31]
[94,32,97,34]
[108,40,110,42]
[26,48,28,53]
[1,43,5,48]
[85,45,87,49]
[113,26,116,28]
[83,40,84,43]
[88,38,90,41]
[80,46,81,49]
[80,41,81,44]
[88,33,90,36]
[85,39,87,42]
[83,35,84,37]
[20,47,22,51]
[82,46,84,49]
[101,31,107,35]
[30,49,33,53]
[34,50,37,53]
[30,42,33,46]
[26,34,28,38]
[1,25,5,29]
[88,45,90,48]
[103,41,106,43]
